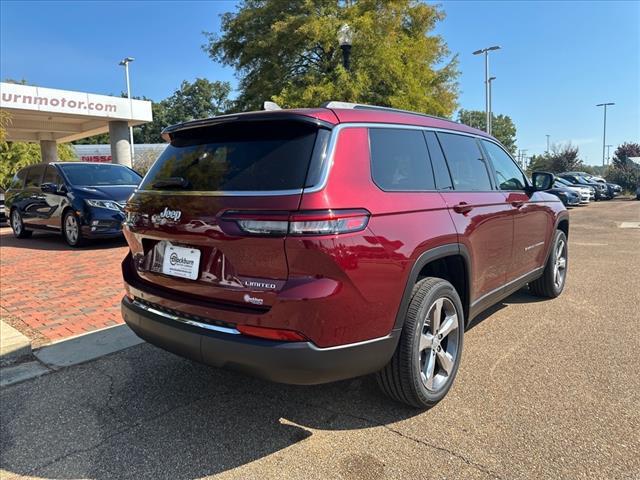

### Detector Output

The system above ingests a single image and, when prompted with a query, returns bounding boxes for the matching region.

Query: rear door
[432,131,514,302]
[32,165,67,229]
[21,164,46,227]
[124,117,331,309]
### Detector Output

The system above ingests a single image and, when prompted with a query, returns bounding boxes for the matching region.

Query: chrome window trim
[132,300,241,335]
[135,122,496,197]
[133,189,304,197]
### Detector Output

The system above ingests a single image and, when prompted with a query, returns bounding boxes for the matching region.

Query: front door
[480,140,552,281]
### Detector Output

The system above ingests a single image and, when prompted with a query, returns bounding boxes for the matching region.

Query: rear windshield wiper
[152,177,191,189]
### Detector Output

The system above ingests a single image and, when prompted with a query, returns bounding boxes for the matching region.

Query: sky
[1,0,638,165]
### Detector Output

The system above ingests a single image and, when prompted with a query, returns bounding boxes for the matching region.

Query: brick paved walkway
[0,226,128,343]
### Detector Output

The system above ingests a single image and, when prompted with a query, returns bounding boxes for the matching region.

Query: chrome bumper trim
[131,300,241,335]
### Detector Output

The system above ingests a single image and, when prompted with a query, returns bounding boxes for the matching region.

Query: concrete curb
[1,324,144,387]
[0,320,32,364]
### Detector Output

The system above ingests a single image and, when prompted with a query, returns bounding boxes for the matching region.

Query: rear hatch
[124,114,333,310]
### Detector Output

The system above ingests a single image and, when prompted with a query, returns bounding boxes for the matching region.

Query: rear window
[140,120,323,192]
[59,163,141,186]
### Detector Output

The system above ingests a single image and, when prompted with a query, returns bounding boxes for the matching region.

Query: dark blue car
[5,162,141,247]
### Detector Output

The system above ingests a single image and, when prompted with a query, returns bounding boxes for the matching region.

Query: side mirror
[41,183,66,194]
[40,183,58,194]
[531,171,554,191]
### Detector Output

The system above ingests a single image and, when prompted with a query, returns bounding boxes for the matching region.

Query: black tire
[62,210,86,247]
[529,230,568,298]
[9,209,32,239]
[376,277,465,409]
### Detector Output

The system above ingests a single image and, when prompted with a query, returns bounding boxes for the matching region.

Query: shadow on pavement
[467,287,548,331]
[0,343,419,479]
[0,228,126,251]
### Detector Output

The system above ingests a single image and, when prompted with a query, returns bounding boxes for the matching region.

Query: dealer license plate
[161,245,201,280]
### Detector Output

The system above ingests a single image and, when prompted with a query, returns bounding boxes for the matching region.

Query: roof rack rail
[321,101,450,122]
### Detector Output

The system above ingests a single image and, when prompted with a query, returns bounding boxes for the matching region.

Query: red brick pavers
[0,226,128,343]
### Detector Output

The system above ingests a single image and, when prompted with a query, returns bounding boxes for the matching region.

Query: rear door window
[9,168,28,190]
[369,128,435,191]
[25,165,45,188]
[481,140,527,191]
[424,131,453,190]
[140,120,323,192]
[437,133,493,191]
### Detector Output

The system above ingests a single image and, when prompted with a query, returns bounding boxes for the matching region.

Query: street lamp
[606,144,613,165]
[546,134,551,153]
[488,76,496,135]
[472,45,500,134]
[337,24,353,70]
[596,102,614,167]
[119,56,135,160]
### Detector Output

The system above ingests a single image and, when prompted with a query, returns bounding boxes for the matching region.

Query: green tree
[605,142,640,192]
[75,78,231,145]
[0,140,76,188]
[205,0,459,114]
[611,142,640,171]
[457,109,517,155]
[527,143,583,174]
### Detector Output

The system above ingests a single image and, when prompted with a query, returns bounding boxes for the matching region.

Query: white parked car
[555,177,591,203]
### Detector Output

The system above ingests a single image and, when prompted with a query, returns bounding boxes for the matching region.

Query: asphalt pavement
[1,199,639,480]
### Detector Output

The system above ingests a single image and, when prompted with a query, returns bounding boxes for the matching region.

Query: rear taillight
[289,210,369,235]
[221,209,370,237]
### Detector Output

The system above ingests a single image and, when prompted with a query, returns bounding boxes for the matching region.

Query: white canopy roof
[0,82,152,143]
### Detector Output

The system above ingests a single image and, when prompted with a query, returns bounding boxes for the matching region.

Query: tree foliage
[606,142,640,192]
[76,78,232,145]
[205,0,459,115]
[0,139,76,188]
[611,142,640,171]
[527,143,583,174]
[457,109,517,155]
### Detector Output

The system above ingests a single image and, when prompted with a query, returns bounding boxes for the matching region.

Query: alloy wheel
[11,210,22,235]
[65,215,79,244]
[553,238,567,289]
[418,297,460,392]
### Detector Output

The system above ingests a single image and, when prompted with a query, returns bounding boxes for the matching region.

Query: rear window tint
[25,165,45,188]
[369,128,435,191]
[9,168,28,189]
[437,133,493,191]
[424,131,453,190]
[140,121,322,192]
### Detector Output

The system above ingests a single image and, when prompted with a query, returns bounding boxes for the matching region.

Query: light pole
[606,144,613,165]
[546,134,550,153]
[596,102,614,167]
[337,24,353,70]
[488,76,496,135]
[119,57,135,160]
[472,45,500,134]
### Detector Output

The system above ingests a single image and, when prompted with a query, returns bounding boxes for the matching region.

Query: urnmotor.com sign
[0,82,152,121]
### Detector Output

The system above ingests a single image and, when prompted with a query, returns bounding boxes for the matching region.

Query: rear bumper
[122,296,399,385]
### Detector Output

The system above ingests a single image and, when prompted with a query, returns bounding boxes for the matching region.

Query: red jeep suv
[121,103,569,408]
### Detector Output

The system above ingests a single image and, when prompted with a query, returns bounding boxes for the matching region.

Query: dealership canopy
[0,82,152,166]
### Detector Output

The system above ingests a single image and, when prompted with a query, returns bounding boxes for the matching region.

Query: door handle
[511,201,525,208]
[453,202,473,214]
